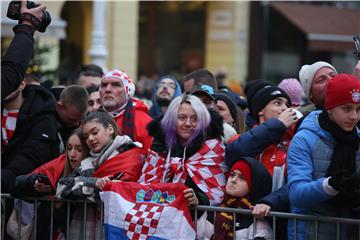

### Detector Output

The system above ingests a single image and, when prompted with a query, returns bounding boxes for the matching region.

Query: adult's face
[99,77,127,112]
[57,101,84,127]
[310,67,336,107]
[259,97,289,123]
[176,103,197,145]
[88,91,101,113]
[216,100,234,124]
[78,75,101,88]
[156,78,176,101]
[328,103,360,132]
[193,93,215,109]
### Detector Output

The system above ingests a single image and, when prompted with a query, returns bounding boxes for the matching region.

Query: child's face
[83,120,114,153]
[226,170,249,198]
[67,134,84,169]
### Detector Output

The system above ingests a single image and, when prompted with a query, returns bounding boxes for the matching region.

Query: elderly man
[99,69,152,151]
[299,61,337,114]
[148,75,182,118]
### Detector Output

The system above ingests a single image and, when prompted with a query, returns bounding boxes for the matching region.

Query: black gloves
[329,170,360,192]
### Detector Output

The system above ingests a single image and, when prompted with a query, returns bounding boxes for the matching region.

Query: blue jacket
[287,110,360,240]
[259,184,290,212]
[225,118,286,167]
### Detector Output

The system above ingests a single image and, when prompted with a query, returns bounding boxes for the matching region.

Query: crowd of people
[2,1,360,240]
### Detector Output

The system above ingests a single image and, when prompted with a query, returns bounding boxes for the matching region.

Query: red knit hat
[325,74,360,110]
[230,160,252,190]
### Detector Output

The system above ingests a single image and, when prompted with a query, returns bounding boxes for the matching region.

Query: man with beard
[99,69,153,151]
[148,75,182,118]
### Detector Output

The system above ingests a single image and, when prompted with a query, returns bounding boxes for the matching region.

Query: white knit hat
[299,61,337,99]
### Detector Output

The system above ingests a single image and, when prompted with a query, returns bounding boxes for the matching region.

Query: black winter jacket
[1,24,35,99]
[2,85,61,193]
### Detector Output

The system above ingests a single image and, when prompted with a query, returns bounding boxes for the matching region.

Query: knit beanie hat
[325,74,360,110]
[216,90,238,122]
[250,86,291,121]
[278,78,304,106]
[299,61,337,99]
[102,69,134,97]
[230,160,252,190]
[250,86,291,120]
[244,80,272,103]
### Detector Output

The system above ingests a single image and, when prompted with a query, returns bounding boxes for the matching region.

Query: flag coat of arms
[100,182,196,240]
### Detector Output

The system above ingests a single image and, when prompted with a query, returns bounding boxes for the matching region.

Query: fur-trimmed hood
[147,108,224,157]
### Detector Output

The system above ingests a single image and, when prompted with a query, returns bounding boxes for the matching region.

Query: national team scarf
[138,138,228,205]
[213,195,252,240]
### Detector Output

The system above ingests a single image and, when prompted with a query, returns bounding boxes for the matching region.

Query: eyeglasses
[158,81,176,90]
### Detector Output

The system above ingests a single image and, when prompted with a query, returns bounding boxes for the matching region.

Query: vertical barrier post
[66,201,70,240]
[49,200,54,239]
[33,200,38,240]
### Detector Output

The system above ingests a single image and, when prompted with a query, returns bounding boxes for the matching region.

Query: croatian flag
[100,182,196,240]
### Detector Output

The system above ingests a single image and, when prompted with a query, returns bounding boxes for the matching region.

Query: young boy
[197,157,273,239]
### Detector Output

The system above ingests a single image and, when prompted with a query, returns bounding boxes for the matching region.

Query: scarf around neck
[318,110,359,177]
[213,195,252,240]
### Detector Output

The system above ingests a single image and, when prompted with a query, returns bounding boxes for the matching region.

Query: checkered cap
[103,69,133,96]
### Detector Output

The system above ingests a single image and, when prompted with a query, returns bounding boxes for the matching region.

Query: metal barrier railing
[2,194,360,240]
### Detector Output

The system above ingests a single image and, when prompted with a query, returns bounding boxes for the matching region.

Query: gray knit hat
[299,61,337,99]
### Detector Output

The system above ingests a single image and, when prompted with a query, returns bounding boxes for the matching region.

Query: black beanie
[245,80,272,113]
[215,91,238,122]
[250,86,291,120]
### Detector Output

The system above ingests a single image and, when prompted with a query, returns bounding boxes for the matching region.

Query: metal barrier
[2,194,360,240]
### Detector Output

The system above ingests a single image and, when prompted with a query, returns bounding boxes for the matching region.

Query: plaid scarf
[213,195,252,240]
[138,138,228,205]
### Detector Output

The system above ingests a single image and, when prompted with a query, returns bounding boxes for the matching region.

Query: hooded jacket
[287,110,360,240]
[2,85,60,193]
[148,75,182,118]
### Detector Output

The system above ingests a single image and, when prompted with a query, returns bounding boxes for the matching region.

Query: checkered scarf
[138,138,228,205]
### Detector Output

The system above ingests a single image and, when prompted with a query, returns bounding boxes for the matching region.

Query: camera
[7,1,51,32]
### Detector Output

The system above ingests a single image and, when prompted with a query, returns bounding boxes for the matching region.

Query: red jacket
[114,99,153,152]
[32,153,67,190]
[258,125,295,177]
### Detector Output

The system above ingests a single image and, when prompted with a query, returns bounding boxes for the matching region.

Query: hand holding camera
[7,0,51,32]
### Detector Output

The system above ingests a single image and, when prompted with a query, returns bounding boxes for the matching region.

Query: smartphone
[37,174,52,186]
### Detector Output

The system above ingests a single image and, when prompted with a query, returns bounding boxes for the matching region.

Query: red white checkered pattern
[124,203,164,240]
[139,139,228,205]
[1,109,19,146]
[103,69,133,96]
